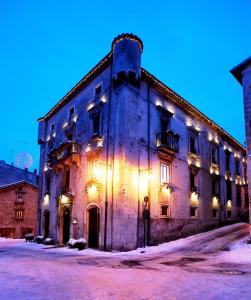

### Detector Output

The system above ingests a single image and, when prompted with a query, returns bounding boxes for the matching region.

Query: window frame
[159,204,171,219]
[160,163,170,184]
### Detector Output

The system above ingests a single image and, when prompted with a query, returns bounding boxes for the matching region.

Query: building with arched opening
[37,34,248,251]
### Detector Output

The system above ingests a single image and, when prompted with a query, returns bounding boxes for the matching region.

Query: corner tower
[231,57,251,223]
[112,33,143,87]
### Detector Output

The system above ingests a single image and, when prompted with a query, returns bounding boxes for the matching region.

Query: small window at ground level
[160,164,170,184]
[212,209,218,218]
[190,207,198,218]
[160,205,171,218]
[227,210,232,219]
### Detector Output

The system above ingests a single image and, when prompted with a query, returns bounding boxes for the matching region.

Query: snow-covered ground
[0,223,250,300]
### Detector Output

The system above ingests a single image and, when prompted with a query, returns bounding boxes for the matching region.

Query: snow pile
[220,237,251,264]
[67,238,87,250]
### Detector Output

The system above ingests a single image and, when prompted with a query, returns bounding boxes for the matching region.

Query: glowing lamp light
[97,139,103,147]
[223,145,227,150]
[46,136,51,142]
[210,167,213,174]
[215,169,219,175]
[87,103,95,111]
[62,121,68,128]
[167,105,174,114]
[60,195,69,205]
[208,133,213,141]
[191,191,199,202]
[72,115,78,123]
[86,145,91,152]
[101,95,107,103]
[186,119,192,127]
[194,125,200,132]
[188,159,191,165]
[212,196,218,208]
[52,132,56,138]
[89,184,97,194]
[43,194,50,206]
[195,160,201,168]
[215,136,219,144]
[227,200,232,208]
[155,100,162,107]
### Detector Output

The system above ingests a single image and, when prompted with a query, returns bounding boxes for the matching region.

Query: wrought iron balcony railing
[156,130,179,153]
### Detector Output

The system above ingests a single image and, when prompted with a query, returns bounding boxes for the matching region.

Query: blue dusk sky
[0,0,251,170]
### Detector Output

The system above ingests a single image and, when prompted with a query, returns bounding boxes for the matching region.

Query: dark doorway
[62,207,70,244]
[88,206,100,248]
[44,210,50,238]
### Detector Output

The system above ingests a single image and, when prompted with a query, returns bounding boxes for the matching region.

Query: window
[235,159,240,175]
[245,192,249,208]
[69,107,75,119]
[160,164,170,184]
[212,208,218,218]
[161,118,168,134]
[15,210,23,220]
[212,177,219,197]
[236,186,241,207]
[226,180,232,200]
[45,174,50,192]
[50,123,55,132]
[64,170,70,191]
[190,207,198,219]
[160,205,171,218]
[227,210,232,219]
[16,194,23,202]
[95,85,102,97]
[92,161,100,180]
[92,113,101,136]
[190,170,197,192]
[225,151,231,171]
[189,131,198,155]
[211,145,219,164]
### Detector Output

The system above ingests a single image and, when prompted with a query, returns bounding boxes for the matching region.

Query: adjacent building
[0,161,39,238]
[231,57,251,223]
[38,34,248,251]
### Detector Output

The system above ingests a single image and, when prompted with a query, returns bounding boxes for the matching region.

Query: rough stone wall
[0,184,38,238]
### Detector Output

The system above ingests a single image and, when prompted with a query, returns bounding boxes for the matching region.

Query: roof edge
[230,56,251,85]
[0,180,38,190]
[142,68,246,154]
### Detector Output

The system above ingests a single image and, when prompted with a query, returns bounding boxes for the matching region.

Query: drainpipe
[147,84,151,245]
[104,58,113,251]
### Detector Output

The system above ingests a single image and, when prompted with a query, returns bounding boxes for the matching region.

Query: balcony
[47,142,80,172]
[156,130,179,160]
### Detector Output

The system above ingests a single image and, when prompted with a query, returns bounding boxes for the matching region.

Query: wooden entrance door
[88,206,99,248]
[62,207,70,244]
[44,210,50,238]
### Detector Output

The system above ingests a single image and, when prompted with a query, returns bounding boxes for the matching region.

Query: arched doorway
[62,207,70,244]
[43,210,50,238]
[88,206,100,248]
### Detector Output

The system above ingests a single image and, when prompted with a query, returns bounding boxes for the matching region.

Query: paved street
[0,223,251,300]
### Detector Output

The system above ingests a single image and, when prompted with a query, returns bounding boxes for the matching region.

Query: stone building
[231,57,251,223]
[38,34,248,251]
[0,161,38,238]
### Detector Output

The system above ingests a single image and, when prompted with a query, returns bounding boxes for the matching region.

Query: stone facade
[0,181,38,238]
[38,34,248,251]
[231,57,251,223]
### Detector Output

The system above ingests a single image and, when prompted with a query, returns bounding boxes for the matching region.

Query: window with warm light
[15,210,23,220]
[160,163,170,184]
[92,161,101,180]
